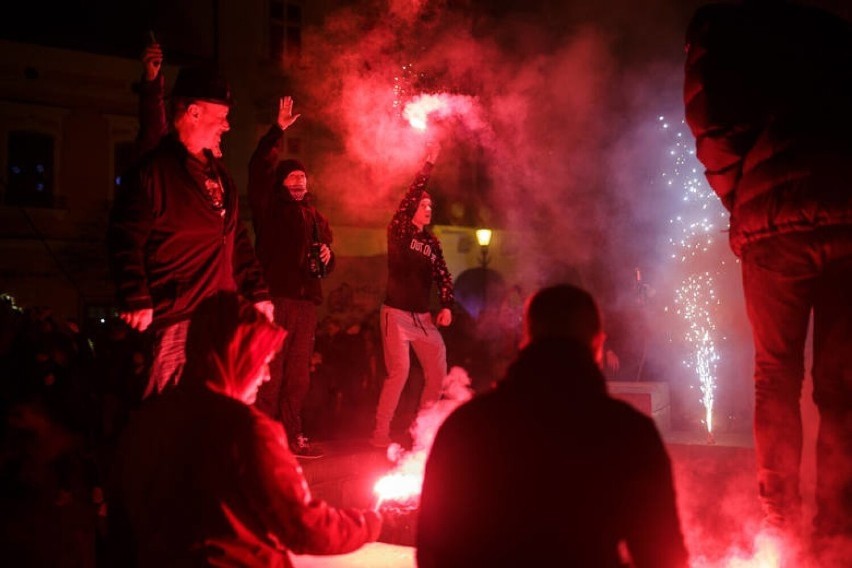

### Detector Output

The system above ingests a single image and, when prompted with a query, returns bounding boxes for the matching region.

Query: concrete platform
[292,542,414,568]
[609,380,673,433]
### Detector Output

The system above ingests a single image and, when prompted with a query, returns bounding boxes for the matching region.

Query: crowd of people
[0,282,690,567]
[1,34,470,566]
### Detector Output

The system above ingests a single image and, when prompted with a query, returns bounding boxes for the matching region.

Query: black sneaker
[291,434,324,459]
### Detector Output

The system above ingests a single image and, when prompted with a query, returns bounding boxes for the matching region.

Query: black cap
[171,65,233,106]
[276,158,307,182]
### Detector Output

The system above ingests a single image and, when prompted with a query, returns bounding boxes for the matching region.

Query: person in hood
[417,284,688,568]
[110,291,381,567]
[248,97,333,458]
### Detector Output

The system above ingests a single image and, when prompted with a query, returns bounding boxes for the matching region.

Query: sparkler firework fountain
[657,116,793,568]
[659,116,728,441]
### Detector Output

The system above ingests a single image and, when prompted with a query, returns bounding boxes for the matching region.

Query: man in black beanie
[248,97,334,458]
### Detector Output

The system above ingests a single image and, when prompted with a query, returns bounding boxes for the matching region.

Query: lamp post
[475,228,492,314]
[475,228,492,268]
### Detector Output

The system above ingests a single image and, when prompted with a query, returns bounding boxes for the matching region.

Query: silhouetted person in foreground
[684,0,852,556]
[417,284,688,568]
[110,292,381,566]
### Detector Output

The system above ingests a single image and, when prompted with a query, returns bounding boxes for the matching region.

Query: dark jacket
[417,339,689,568]
[112,386,376,567]
[107,135,270,328]
[683,1,852,257]
[248,125,334,304]
[384,163,454,313]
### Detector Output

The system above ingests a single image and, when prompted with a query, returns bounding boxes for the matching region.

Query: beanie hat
[171,65,233,106]
[276,159,307,182]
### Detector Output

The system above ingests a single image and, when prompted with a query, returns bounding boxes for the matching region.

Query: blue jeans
[255,297,317,446]
[742,227,852,537]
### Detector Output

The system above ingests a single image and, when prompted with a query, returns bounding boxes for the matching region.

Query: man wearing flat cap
[108,65,273,399]
[248,97,334,458]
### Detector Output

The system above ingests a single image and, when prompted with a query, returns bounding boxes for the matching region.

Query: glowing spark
[690,530,785,567]
[403,93,448,131]
[726,532,783,568]
[0,293,23,313]
[400,92,484,132]
[394,64,413,112]
[373,451,427,509]
[674,272,719,432]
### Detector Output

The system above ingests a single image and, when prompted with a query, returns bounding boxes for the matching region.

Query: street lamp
[475,228,492,269]
[475,228,492,316]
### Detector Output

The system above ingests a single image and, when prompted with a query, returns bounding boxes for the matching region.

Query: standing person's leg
[811,228,852,541]
[279,299,318,449]
[145,319,191,399]
[373,305,412,445]
[256,297,289,421]
[410,312,447,411]
[742,235,816,534]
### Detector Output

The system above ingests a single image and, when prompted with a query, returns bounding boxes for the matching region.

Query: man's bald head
[522,284,605,362]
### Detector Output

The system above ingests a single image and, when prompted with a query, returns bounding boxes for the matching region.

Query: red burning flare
[372,367,474,509]
[401,92,484,133]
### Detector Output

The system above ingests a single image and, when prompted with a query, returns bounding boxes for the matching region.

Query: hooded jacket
[107,135,270,329]
[683,1,852,256]
[418,339,688,568]
[385,163,454,313]
[248,125,334,304]
[110,292,377,566]
[113,387,377,567]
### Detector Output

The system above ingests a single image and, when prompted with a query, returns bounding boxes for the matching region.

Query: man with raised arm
[371,144,454,448]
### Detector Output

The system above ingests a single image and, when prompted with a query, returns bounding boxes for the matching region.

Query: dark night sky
[2,1,849,66]
[0,0,216,64]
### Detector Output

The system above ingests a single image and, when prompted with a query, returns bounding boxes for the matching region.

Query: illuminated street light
[475,228,492,313]
[475,228,492,269]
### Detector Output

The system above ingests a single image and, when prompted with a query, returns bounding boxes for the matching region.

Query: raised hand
[254,300,275,322]
[119,308,153,332]
[319,243,332,265]
[425,140,441,165]
[142,42,163,82]
[277,96,301,130]
[435,307,452,327]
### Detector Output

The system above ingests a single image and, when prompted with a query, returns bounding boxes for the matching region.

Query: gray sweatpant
[374,304,447,438]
